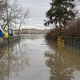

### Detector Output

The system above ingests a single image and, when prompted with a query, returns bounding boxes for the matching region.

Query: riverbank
[14,29,51,34]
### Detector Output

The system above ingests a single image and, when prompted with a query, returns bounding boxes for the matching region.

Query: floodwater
[0,34,80,80]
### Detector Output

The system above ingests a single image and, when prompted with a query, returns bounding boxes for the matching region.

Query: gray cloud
[17,0,50,28]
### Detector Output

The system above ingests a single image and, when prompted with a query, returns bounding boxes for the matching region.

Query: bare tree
[18,9,30,36]
[0,0,29,36]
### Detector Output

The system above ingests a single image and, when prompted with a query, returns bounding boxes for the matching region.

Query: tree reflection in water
[0,41,29,80]
[44,40,80,80]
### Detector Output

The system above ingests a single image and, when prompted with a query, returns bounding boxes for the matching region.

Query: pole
[6,0,9,44]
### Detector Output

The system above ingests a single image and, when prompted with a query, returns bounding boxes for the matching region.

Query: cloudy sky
[17,0,52,29]
[17,0,80,29]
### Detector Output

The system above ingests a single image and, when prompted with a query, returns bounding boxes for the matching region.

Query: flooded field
[0,34,80,80]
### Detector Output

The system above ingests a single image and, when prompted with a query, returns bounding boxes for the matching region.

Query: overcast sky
[17,0,80,29]
[17,0,51,29]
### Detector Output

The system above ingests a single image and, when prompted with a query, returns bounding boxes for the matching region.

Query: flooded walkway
[0,34,80,80]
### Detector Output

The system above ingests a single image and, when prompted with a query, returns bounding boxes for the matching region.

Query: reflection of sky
[17,0,50,29]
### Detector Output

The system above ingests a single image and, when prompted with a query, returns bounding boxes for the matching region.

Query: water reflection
[45,40,80,80]
[0,41,29,80]
[21,34,44,40]
[0,34,80,80]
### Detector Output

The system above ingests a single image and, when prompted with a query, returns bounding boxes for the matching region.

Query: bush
[64,19,80,37]
[46,18,80,41]
[45,28,63,41]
